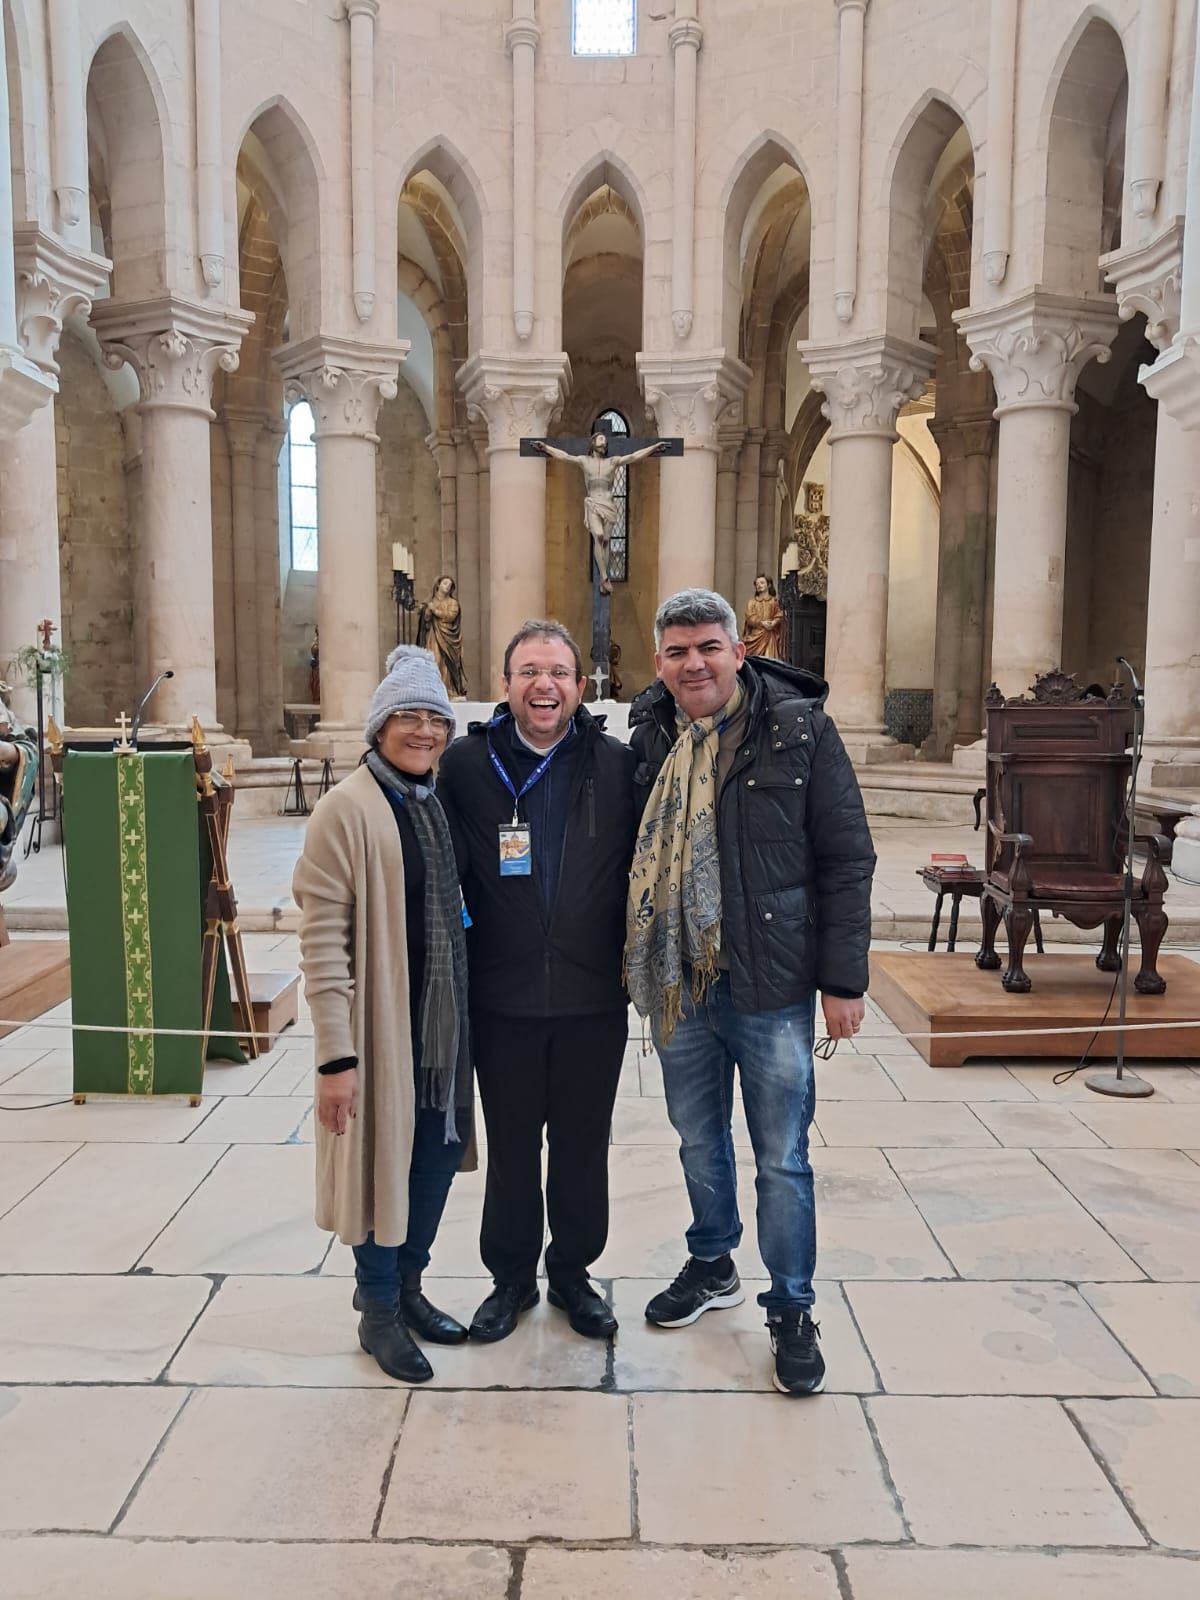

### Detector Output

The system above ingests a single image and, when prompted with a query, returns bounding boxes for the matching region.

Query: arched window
[572,0,636,57]
[593,408,630,583]
[286,400,318,571]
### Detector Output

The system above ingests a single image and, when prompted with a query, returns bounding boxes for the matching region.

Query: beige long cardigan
[292,763,475,1248]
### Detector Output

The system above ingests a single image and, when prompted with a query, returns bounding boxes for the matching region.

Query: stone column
[454,426,482,695]
[471,419,492,685]
[224,411,265,747]
[714,424,744,605]
[1105,219,1200,784]
[833,0,869,321]
[254,417,286,748]
[958,290,1118,697]
[275,335,406,744]
[194,0,225,289]
[800,333,935,756]
[428,429,459,576]
[955,419,996,742]
[639,352,750,598]
[669,3,702,339]
[0,25,56,437]
[346,0,379,322]
[91,295,253,733]
[925,421,966,758]
[733,426,763,606]
[757,428,788,581]
[1128,0,1175,223]
[0,230,107,717]
[506,3,539,341]
[48,0,89,248]
[459,352,570,693]
[982,0,1018,286]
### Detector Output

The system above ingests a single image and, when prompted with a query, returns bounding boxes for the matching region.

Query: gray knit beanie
[364,645,455,745]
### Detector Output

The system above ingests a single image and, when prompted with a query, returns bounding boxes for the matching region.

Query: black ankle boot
[401,1278,469,1345]
[358,1305,433,1383]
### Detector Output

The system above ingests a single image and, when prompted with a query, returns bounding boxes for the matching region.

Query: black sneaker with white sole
[768,1309,825,1395]
[644,1254,744,1327]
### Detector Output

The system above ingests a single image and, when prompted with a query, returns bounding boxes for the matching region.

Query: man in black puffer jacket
[627,588,875,1397]
[437,620,637,1347]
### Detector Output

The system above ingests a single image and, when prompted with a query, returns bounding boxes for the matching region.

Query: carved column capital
[223,407,269,458]
[668,17,703,51]
[955,288,1119,416]
[92,294,254,416]
[13,225,110,377]
[637,351,751,448]
[344,0,380,18]
[1102,218,1183,353]
[798,333,935,442]
[457,350,571,450]
[274,334,408,442]
[505,17,541,53]
[717,421,747,473]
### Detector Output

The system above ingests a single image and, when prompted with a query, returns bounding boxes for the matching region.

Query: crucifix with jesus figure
[520,423,682,697]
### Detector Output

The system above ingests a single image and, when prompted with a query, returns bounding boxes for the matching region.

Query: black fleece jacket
[436,705,638,1018]
[628,657,876,1009]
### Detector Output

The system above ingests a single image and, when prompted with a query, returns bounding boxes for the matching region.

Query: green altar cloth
[64,749,242,1097]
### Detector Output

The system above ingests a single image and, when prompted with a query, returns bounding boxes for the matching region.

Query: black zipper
[587,777,596,838]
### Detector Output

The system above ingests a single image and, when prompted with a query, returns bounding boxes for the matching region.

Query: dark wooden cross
[36,619,56,652]
[520,423,682,697]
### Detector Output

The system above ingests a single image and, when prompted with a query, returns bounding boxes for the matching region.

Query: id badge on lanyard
[487,716,573,880]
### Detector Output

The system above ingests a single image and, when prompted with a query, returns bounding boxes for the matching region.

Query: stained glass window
[287,400,319,571]
[573,0,636,57]
[593,408,630,583]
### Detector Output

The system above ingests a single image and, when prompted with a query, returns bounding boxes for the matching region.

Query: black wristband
[317,1056,358,1076]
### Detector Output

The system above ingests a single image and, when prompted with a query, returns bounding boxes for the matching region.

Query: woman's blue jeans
[352,1103,470,1308]
[652,974,817,1312]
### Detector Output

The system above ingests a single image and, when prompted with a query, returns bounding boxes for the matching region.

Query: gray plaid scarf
[366,750,470,1141]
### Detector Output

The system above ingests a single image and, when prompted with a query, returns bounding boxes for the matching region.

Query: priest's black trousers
[472,1008,627,1290]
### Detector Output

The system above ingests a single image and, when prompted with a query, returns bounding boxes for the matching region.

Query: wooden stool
[233,972,301,1051]
[917,866,1044,955]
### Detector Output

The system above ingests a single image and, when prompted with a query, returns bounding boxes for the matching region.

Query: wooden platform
[0,939,72,1039]
[870,951,1200,1067]
[233,971,300,1051]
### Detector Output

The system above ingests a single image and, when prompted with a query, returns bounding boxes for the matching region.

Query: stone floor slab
[816,1101,996,1147]
[1006,1064,1200,1102]
[875,1056,1033,1101]
[1039,1148,1200,1280]
[0,1537,511,1600]
[887,1149,1144,1280]
[121,1387,406,1539]
[0,1048,71,1093]
[0,1143,223,1272]
[181,1095,310,1143]
[1069,1102,1200,1148]
[842,1549,1200,1600]
[633,1391,902,1544]
[1069,1397,1200,1549]
[171,1274,606,1389]
[0,1275,210,1382]
[811,1148,955,1280]
[0,1386,185,1532]
[1082,1283,1200,1396]
[612,1279,876,1393]
[140,1144,325,1274]
[847,1281,1152,1396]
[0,1142,78,1218]
[199,1056,276,1096]
[522,1549,842,1599]
[0,1095,215,1142]
[811,1053,904,1101]
[0,1044,50,1086]
[969,1102,1107,1148]
[379,1391,631,1541]
[868,1395,1143,1546]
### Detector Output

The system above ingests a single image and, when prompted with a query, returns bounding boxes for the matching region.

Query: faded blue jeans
[652,974,817,1312]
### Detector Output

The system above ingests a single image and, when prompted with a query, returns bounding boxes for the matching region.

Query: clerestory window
[593,408,630,583]
[572,0,636,57]
[286,400,319,572]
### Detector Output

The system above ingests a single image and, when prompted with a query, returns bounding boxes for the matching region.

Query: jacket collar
[629,656,829,740]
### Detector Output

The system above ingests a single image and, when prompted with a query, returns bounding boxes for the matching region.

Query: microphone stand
[1086,657,1154,1099]
[130,670,175,747]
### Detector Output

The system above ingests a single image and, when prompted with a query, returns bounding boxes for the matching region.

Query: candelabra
[392,568,417,646]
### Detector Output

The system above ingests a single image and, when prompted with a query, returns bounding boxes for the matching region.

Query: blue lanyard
[485,715,575,822]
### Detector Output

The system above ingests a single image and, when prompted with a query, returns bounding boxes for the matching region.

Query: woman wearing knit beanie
[292,646,474,1383]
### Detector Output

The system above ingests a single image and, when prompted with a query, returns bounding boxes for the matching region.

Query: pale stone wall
[53,330,135,727]
[375,376,442,682]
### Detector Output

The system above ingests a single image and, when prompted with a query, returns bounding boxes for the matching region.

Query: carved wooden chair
[975,672,1170,994]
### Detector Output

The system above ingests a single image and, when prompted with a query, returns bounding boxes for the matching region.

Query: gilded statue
[742,576,784,660]
[0,682,38,892]
[417,575,468,699]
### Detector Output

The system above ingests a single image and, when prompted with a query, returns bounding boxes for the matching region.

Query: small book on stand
[927,851,977,874]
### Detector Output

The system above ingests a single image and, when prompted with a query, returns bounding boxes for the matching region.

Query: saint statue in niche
[529,431,667,593]
[417,575,468,699]
[0,683,38,892]
[308,627,320,704]
[742,575,784,660]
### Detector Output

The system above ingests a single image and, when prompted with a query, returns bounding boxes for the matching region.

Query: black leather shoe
[401,1279,469,1345]
[358,1306,433,1383]
[547,1279,618,1339]
[469,1282,539,1343]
